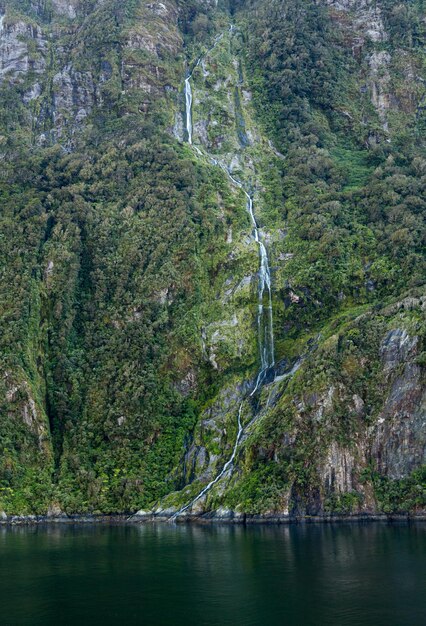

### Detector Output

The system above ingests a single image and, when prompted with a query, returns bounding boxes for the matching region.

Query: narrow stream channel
[171,26,275,520]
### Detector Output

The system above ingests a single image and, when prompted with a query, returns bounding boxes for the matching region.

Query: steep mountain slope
[143,8,426,520]
[0,0,241,513]
[0,0,424,519]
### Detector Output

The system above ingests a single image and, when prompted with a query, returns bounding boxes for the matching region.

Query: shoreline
[1,512,425,526]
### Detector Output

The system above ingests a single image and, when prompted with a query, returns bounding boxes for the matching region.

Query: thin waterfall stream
[184,33,223,146]
[170,28,275,521]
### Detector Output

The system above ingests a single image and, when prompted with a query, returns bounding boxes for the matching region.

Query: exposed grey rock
[173,109,184,142]
[322,442,357,494]
[51,65,96,137]
[372,362,425,479]
[132,509,152,518]
[326,0,388,44]
[47,504,63,517]
[51,0,78,18]
[0,18,47,82]
[194,118,209,146]
[147,2,169,17]
[99,60,112,82]
[23,82,42,104]
[213,507,234,519]
[369,51,391,131]
[353,394,365,417]
[380,328,418,372]
[175,370,197,397]
[278,252,294,262]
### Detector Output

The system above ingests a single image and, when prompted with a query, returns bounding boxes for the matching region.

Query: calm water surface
[0,523,424,625]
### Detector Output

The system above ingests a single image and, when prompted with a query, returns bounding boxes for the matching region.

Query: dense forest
[0,0,424,518]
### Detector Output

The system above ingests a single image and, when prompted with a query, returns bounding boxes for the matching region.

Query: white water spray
[223,169,275,393]
[184,58,200,145]
[184,77,193,144]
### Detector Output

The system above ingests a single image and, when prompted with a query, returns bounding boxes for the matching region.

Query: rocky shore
[1,510,425,526]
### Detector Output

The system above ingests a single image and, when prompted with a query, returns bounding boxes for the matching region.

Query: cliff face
[0,0,184,141]
[325,0,426,139]
[0,0,424,519]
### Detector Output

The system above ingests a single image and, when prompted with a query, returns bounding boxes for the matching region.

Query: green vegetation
[215,300,426,515]
[0,0,424,517]
[371,466,426,514]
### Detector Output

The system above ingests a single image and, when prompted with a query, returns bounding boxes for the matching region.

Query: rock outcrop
[0,17,47,82]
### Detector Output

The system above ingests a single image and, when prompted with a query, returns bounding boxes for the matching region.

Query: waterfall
[170,403,244,520]
[185,77,193,145]
[184,34,223,145]
[185,58,200,145]
[171,27,275,521]
[224,171,275,393]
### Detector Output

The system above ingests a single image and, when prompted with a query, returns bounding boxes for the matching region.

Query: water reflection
[0,523,424,625]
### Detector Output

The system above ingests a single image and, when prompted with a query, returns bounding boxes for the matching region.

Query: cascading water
[184,76,193,145]
[171,27,275,521]
[170,403,244,519]
[184,60,200,145]
[224,171,275,394]
[184,34,223,146]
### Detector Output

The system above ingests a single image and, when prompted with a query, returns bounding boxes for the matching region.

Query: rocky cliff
[0,0,424,520]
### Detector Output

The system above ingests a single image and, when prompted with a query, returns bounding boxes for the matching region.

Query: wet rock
[214,507,233,519]
[132,509,152,519]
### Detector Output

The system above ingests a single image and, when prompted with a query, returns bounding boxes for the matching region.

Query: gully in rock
[223,169,275,392]
[171,27,275,521]
[184,34,223,145]
[184,67,197,145]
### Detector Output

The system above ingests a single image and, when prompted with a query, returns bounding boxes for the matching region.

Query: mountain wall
[0,0,424,519]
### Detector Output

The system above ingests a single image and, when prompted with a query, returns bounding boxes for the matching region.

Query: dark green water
[0,523,424,625]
